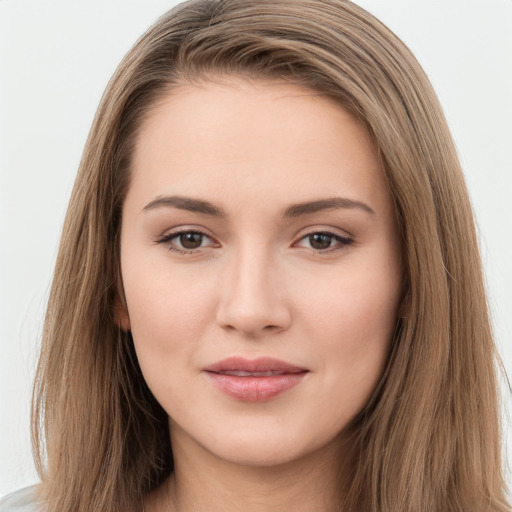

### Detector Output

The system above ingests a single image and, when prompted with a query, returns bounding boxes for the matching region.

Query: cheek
[298,258,401,397]
[301,260,400,341]
[124,249,215,328]
[121,259,216,386]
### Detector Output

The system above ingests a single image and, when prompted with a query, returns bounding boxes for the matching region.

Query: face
[119,77,402,468]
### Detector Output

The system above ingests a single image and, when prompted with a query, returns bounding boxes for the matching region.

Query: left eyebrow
[142,195,227,217]
[282,197,375,217]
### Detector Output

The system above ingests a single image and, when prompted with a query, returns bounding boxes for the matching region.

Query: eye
[295,231,353,253]
[156,229,217,254]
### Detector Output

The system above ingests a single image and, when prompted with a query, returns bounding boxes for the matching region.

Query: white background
[1,0,511,496]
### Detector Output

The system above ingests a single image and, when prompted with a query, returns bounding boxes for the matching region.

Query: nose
[215,245,292,338]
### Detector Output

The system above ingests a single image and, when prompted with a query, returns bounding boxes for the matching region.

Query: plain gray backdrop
[1,0,511,496]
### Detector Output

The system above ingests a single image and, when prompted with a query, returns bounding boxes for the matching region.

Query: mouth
[203,357,309,402]
[216,370,297,377]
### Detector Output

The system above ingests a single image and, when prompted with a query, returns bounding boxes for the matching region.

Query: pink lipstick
[203,357,308,402]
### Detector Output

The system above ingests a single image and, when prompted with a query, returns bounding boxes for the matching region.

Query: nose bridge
[216,240,290,336]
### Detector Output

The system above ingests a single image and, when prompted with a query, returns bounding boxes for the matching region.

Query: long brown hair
[32,1,510,510]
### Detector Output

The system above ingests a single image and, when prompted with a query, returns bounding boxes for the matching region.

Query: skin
[118,76,403,512]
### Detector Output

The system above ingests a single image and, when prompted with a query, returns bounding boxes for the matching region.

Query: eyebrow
[142,195,375,217]
[143,195,227,216]
[283,197,375,217]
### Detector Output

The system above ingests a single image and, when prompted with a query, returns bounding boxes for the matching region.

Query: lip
[203,357,309,402]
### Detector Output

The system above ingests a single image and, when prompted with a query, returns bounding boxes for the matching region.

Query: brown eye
[295,231,354,253]
[156,229,216,254]
[179,232,204,249]
[308,233,333,250]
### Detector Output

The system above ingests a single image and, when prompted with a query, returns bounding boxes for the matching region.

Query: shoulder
[0,486,41,512]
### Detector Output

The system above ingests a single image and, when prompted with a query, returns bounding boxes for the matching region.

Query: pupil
[310,234,332,250]
[180,232,202,249]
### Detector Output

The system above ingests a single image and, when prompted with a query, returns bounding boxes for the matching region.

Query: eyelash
[156,229,354,255]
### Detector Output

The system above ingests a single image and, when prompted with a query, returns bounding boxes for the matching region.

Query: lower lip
[205,372,308,402]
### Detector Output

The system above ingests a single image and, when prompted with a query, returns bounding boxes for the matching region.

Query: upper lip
[203,357,308,374]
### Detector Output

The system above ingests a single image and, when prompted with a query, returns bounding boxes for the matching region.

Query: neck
[149,427,351,512]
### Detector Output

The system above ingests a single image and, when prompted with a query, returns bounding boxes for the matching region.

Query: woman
[1,0,510,510]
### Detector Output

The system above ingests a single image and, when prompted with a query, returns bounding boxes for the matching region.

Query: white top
[0,487,39,512]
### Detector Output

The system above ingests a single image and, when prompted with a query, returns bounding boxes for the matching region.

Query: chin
[195,424,342,469]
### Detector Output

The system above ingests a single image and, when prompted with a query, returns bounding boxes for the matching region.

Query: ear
[113,296,131,331]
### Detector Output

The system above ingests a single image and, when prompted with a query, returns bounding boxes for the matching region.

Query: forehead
[127,77,388,215]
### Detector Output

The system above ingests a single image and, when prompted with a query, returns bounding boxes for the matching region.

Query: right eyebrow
[142,195,227,217]
[282,197,375,217]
